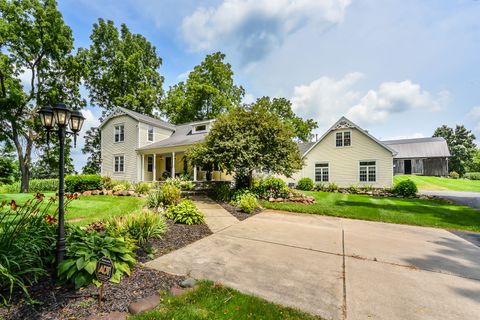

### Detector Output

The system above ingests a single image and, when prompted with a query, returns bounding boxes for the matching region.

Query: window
[114,124,124,142]
[315,163,329,182]
[195,124,206,132]
[335,131,351,147]
[359,161,376,182]
[147,156,153,172]
[114,156,124,172]
[147,126,154,142]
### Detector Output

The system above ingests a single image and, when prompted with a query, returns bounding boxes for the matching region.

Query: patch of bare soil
[218,202,263,221]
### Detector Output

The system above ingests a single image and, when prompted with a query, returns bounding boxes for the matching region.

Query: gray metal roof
[382,137,450,159]
[137,121,210,151]
[297,142,315,156]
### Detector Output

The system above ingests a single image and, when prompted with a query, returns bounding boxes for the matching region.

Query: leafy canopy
[81,127,101,174]
[162,52,245,124]
[187,105,303,188]
[251,96,318,142]
[80,18,164,116]
[433,124,477,175]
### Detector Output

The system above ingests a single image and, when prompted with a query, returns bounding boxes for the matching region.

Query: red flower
[45,214,57,225]
[10,200,18,211]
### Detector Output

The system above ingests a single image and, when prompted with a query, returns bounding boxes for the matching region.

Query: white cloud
[468,106,480,119]
[243,92,255,104]
[385,133,426,140]
[291,74,448,128]
[70,107,101,172]
[181,0,351,63]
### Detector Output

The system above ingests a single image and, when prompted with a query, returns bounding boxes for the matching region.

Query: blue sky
[57,0,480,171]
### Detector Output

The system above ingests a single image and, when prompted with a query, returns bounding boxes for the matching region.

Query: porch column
[171,151,175,178]
[141,154,145,181]
[153,154,157,181]
[193,165,197,181]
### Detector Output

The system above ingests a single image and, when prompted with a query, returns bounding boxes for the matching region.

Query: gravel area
[1,218,212,320]
[218,202,263,221]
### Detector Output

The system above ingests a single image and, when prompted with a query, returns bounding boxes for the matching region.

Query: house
[99,108,450,186]
[99,107,231,182]
[293,117,451,188]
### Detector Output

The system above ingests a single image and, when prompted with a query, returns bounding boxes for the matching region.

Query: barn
[382,137,451,177]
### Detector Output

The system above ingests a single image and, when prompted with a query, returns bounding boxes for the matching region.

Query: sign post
[95,256,114,307]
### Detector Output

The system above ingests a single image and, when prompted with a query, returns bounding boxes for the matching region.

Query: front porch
[138,148,230,182]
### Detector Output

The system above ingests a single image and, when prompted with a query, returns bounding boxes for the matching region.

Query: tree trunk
[12,125,33,193]
[19,162,30,193]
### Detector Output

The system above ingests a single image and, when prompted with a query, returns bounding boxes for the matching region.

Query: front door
[165,157,172,173]
[404,160,412,174]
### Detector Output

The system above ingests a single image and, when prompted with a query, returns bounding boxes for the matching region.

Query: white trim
[114,123,125,143]
[113,154,125,173]
[314,161,330,183]
[358,160,377,183]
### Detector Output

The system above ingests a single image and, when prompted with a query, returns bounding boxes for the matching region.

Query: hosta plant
[165,199,205,225]
[57,226,136,289]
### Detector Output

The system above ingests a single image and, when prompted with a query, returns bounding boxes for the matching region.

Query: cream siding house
[99,107,232,183]
[291,117,396,188]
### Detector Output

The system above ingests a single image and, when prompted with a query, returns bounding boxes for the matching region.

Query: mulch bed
[0,218,212,320]
[218,202,263,221]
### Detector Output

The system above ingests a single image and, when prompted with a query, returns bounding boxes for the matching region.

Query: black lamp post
[38,103,85,266]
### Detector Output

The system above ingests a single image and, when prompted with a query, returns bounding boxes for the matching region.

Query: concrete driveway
[147,210,480,320]
[420,190,480,210]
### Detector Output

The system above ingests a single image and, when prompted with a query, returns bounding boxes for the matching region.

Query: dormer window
[147,126,154,142]
[192,123,208,134]
[336,131,351,147]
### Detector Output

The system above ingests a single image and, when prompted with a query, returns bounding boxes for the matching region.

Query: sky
[55,0,480,171]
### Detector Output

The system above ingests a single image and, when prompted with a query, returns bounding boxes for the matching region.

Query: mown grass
[130,281,320,320]
[0,193,145,226]
[394,175,480,192]
[262,191,480,232]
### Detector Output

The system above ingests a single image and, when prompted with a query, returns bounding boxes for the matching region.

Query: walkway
[193,195,239,233]
[147,208,480,320]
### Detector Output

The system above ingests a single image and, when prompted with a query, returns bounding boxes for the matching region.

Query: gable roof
[302,116,397,158]
[137,119,215,151]
[98,107,175,131]
[382,137,450,159]
[297,142,315,157]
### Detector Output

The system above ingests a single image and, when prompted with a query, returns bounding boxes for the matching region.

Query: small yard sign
[96,256,114,282]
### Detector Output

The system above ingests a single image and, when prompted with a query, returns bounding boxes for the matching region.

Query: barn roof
[382,137,451,159]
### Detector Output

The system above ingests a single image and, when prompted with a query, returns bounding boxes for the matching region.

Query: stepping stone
[180,277,197,288]
[128,294,160,315]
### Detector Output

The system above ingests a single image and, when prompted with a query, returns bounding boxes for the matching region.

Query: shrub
[449,171,460,179]
[146,189,164,209]
[297,178,314,191]
[106,209,167,245]
[161,184,181,206]
[65,174,101,192]
[135,182,151,194]
[252,177,289,199]
[101,176,113,189]
[2,179,59,193]
[326,182,338,192]
[361,184,374,192]
[313,183,325,191]
[464,172,480,180]
[210,183,233,202]
[164,177,194,190]
[393,179,418,197]
[111,179,131,190]
[165,199,205,225]
[113,184,127,192]
[348,184,359,194]
[57,226,136,289]
[0,195,58,305]
[237,193,258,214]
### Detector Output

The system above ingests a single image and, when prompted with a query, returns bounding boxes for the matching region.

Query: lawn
[0,193,145,226]
[131,281,320,320]
[394,175,480,192]
[262,191,480,232]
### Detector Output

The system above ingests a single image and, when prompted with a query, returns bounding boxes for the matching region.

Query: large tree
[81,127,101,174]
[251,97,318,142]
[433,124,476,175]
[187,105,303,188]
[163,52,245,124]
[0,142,17,184]
[80,18,164,116]
[0,0,84,192]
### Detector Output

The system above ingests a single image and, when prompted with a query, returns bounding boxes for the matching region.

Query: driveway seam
[217,233,480,283]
